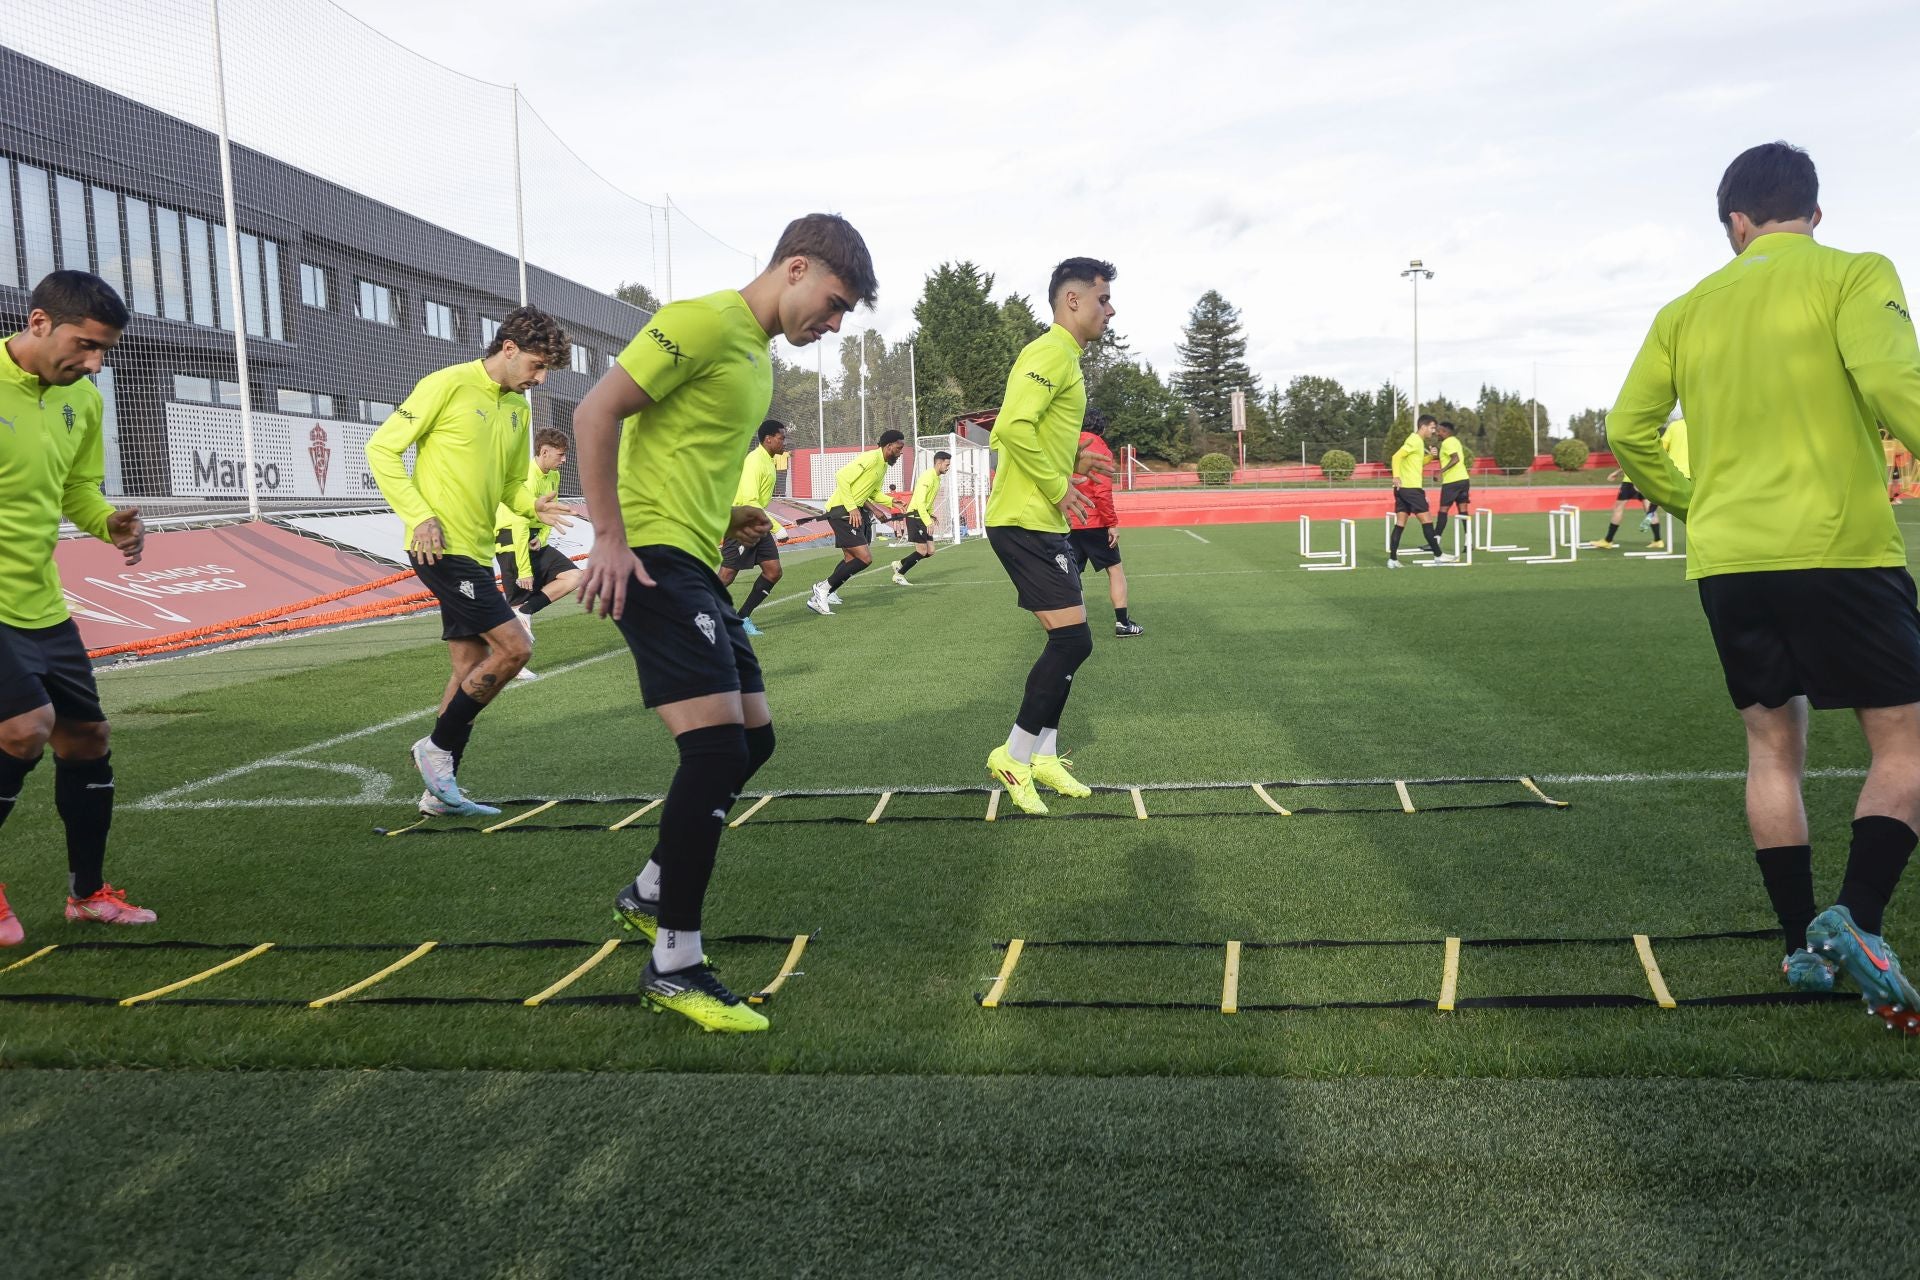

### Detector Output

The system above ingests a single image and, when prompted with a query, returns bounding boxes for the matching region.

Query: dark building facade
[0,46,648,501]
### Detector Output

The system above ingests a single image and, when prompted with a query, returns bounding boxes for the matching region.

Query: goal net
[914,433,991,545]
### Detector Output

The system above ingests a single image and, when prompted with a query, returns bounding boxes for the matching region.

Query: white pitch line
[1177,528,1211,543]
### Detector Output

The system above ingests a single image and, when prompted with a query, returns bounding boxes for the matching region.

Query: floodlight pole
[816,342,824,448]
[858,332,869,450]
[908,341,919,437]
[1400,259,1434,427]
[209,0,258,521]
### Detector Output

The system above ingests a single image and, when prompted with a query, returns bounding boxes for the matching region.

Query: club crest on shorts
[458,580,475,599]
[694,611,717,645]
[1054,553,1071,575]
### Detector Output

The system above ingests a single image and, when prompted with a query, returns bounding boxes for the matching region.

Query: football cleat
[827,590,844,606]
[1647,540,1666,550]
[1115,620,1143,637]
[892,561,915,586]
[0,884,22,947]
[613,883,662,943]
[66,884,156,926]
[1587,539,1618,549]
[513,667,539,681]
[1783,947,1839,993]
[640,959,768,1033]
[1386,558,1404,569]
[740,617,763,636]
[1030,753,1092,798]
[1807,905,1920,1034]
[986,746,1048,816]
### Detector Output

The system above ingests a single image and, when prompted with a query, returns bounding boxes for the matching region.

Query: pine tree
[1174,290,1259,434]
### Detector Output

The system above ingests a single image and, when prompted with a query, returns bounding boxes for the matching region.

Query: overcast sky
[36,0,1920,427]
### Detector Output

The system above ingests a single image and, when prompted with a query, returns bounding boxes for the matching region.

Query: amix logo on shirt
[1888,300,1912,323]
[648,328,686,365]
[1025,371,1054,389]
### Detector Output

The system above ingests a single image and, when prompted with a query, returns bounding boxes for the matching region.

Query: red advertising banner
[56,521,423,652]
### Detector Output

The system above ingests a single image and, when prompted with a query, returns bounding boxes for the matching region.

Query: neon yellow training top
[496,457,561,582]
[1662,418,1691,480]
[1392,431,1428,489]
[731,444,783,540]
[1608,233,1920,579]
[986,324,1086,532]
[366,360,535,564]
[908,466,941,521]
[829,448,891,513]
[1438,436,1468,483]
[614,291,773,568]
[0,336,115,628]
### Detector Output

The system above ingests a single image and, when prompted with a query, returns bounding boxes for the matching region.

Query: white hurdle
[1418,516,1472,567]
[1624,509,1687,561]
[1299,518,1356,571]
[1299,514,1345,561]
[1511,504,1580,565]
[1473,507,1526,553]
[1383,513,1434,558]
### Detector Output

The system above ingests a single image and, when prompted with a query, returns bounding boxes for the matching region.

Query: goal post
[915,432,991,545]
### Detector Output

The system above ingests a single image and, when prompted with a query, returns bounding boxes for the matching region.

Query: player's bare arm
[573,363,656,617]
[106,505,144,567]
[410,516,446,564]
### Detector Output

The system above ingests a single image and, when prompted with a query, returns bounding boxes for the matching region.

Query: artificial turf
[3,515,1917,1275]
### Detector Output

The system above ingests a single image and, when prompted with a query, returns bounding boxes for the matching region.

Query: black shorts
[1439,480,1472,509]
[904,515,934,545]
[612,545,765,709]
[0,619,103,723]
[1068,526,1122,572]
[1698,567,1920,711]
[827,506,871,549]
[1617,482,1643,502]
[1393,488,1430,515]
[988,526,1084,612]
[494,542,577,608]
[411,553,517,640]
[720,531,780,572]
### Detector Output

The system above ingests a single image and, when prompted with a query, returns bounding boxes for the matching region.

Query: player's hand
[1075,447,1117,479]
[1058,487,1095,522]
[410,517,446,564]
[575,537,653,619]
[1107,527,1119,549]
[535,493,577,531]
[849,507,863,528]
[727,505,771,545]
[516,575,534,591]
[106,505,144,566]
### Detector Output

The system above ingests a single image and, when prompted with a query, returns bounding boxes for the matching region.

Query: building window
[56,174,89,273]
[155,205,187,321]
[185,215,214,327]
[18,164,55,286]
[277,389,334,417]
[212,225,234,331]
[300,263,328,310]
[423,299,454,341]
[0,164,17,289]
[263,240,283,341]
[570,342,592,373]
[238,232,264,337]
[356,399,396,423]
[124,196,156,316]
[90,187,122,297]
[172,375,243,407]
[480,315,500,346]
[357,280,394,326]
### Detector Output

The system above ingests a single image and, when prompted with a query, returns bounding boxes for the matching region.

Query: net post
[511,85,527,306]
[208,0,258,522]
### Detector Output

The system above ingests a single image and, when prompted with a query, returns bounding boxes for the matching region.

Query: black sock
[1606,522,1620,541]
[651,724,751,934]
[522,592,552,615]
[1389,523,1405,558]
[1837,815,1918,935]
[431,688,485,762]
[1755,845,1817,954]
[740,575,775,618]
[1115,607,1130,626]
[54,753,113,900]
[898,552,923,574]
[1016,622,1094,733]
[827,558,869,592]
[1434,512,1449,537]
[742,723,776,788]
[1649,520,1662,541]
[0,749,43,832]
[1424,524,1443,553]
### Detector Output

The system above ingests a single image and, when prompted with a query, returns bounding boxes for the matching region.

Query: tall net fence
[1,0,772,514]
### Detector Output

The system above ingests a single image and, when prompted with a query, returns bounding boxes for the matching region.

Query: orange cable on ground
[87,568,419,659]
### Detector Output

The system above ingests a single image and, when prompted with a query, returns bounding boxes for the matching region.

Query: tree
[1090,360,1185,462]
[1278,375,1356,459]
[911,262,1015,416]
[998,294,1045,351]
[613,280,663,315]
[1082,327,1135,388]
[1566,406,1609,449]
[1174,290,1259,435]
[1492,402,1536,471]
[768,351,820,443]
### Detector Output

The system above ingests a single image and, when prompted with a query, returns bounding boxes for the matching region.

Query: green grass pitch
[4,515,1918,1277]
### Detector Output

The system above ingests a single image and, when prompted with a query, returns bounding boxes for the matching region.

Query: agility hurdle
[1299,518,1356,571]
[1511,505,1580,565]
[1624,510,1687,561]
[1473,507,1526,553]
[1418,517,1472,567]
[1383,513,1434,558]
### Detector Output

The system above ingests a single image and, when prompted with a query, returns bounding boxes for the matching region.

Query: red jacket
[1068,432,1118,529]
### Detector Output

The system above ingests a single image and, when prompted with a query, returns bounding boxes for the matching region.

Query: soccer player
[1433,420,1472,540]
[495,426,581,680]
[807,428,905,615]
[1608,142,1920,1030]
[573,213,877,1032]
[1590,457,1664,549]
[719,420,789,635]
[1387,414,1452,567]
[891,449,950,585]
[0,271,154,944]
[366,306,573,817]
[1066,407,1141,636]
[982,257,1119,815]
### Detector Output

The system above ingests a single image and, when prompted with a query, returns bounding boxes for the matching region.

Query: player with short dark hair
[983,257,1119,814]
[1387,414,1452,567]
[1608,141,1920,1031]
[367,304,573,817]
[720,420,789,634]
[1067,408,1140,635]
[808,428,906,614]
[0,271,154,945]
[495,425,581,680]
[573,212,877,1032]
[1433,420,1471,538]
[892,449,951,584]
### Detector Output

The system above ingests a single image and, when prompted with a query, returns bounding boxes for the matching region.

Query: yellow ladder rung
[1438,937,1461,1011]
[1130,787,1148,820]
[1519,776,1570,808]
[1221,940,1242,1015]
[120,943,274,1007]
[985,790,1001,822]
[1251,783,1291,816]
[1394,780,1416,814]
[1,944,57,975]
[609,798,662,831]
[865,792,892,825]
[981,939,1024,1008]
[524,939,620,1007]
[749,934,812,1005]
[310,942,437,1009]
[1633,934,1678,1009]
[729,794,774,828]
[483,799,558,834]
